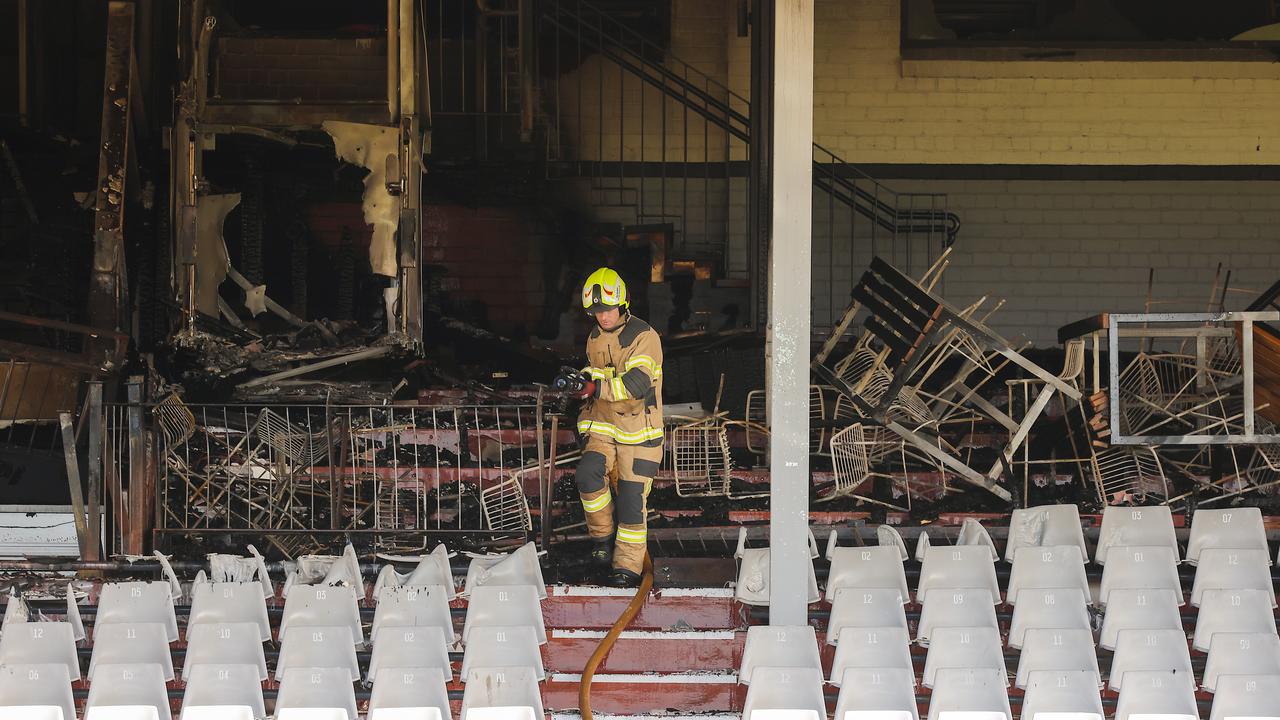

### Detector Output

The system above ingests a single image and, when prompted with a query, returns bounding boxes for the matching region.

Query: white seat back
[1186,508,1269,565]
[1095,506,1178,565]
[916,589,998,646]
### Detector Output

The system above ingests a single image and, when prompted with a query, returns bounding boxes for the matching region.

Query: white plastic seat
[828,587,909,640]
[1108,629,1192,691]
[372,585,457,643]
[916,589,999,646]
[734,528,821,607]
[178,663,266,720]
[1007,588,1092,650]
[459,626,545,682]
[1006,546,1090,605]
[368,626,452,681]
[1186,507,1269,566]
[276,625,359,681]
[826,543,910,601]
[1208,674,1280,720]
[275,667,358,720]
[462,543,547,599]
[1097,546,1182,606]
[1014,628,1100,690]
[1094,506,1178,565]
[460,666,544,720]
[922,626,1006,689]
[917,546,1001,603]
[926,668,1012,720]
[0,663,75,720]
[88,623,174,682]
[1112,670,1197,720]
[740,666,827,720]
[1193,588,1279,651]
[462,585,546,644]
[1020,669,1105,720]
[181,622,267,680]
[1202,633,1280,693]
[0,622,81,680]
[830,626,914,681]
[1005,505,1088,563]
[97,582,179,643]
[369,667,451,720]
[739,625,823,685]
[374,544,457,601]
[832,667,919,720]
[187,582,272,642]
[279,584,364,645]
[83,663,172,720]
[1097,588,1183,650]
[1191,548,1275,607]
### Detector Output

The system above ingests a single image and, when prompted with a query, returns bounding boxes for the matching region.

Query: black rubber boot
[604,568,642,588]
[589,536,614,567]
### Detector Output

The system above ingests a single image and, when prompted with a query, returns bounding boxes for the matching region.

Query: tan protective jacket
[577,316,664,445]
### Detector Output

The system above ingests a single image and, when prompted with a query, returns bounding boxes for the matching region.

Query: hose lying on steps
[578,552,654,720]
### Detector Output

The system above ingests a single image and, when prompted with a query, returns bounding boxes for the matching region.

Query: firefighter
[554,268,664,588]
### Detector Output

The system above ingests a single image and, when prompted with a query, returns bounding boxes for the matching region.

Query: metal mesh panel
[670,424,732,498]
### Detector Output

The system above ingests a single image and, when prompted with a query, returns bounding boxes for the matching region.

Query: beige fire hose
[578,551,654,720]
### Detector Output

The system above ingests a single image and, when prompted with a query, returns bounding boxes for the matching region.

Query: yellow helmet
[581,267,628,314]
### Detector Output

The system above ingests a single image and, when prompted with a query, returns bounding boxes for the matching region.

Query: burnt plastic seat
[1097,546,1182,606]
[462,543,547,599]
[1014,628,1100,690]
[1108,628,1193,691]
[461,585,546,645]
[922,626,1006,689]
[96,582,179,643]
[916,589,999,646]
[1208,674,1280,720]
[740,666,827,720]
[374,544,457,601]
[88,623,174,682]
[1097,588,1182,651]
[925,668,1012,720]
[1193,588,1279,651]
[181,622,267,680]
[187,582,272,642]
[830,626,914,680]
[1186,507,1269,566]
[274,666,359,720]
[178,663,266,720]
[1005,505,1088,563]
[367,626,452,681]
[460,666,544,720]
[275,625,360,681]
[1112,670,1197,720]
[1094,506,1178,565]
[1019,670,1104,720]
[0,663,75,720]
[278,584,364,645]
[368,666,451,720]
[459,626,544,682]
[0,622,80,680]
[372,585,457,644]
[825,527,910,600]
[739,625,823,685]
[1202,632,1280,693]
[1007,587,1091,650]
[1006,546,1090,605]
[734,528,821,607]
[917,546,1001,602]
[1190,548,1275,607]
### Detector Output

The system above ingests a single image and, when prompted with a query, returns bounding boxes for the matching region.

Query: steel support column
[766,0,814,625]
[397,0,424,344]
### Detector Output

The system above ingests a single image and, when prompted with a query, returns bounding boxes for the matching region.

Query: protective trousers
[575,433,663,574]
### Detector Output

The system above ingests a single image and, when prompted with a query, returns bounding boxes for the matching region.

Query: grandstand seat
[181,622,267,680]
[830,626,914,680]
[367,626,452,681]
[96,582,179,643]
[827,588,909,639]
[1097,546,1182,606]
[826,537,910,601]
[917,546,1001,602]
[740,666,827,720]
[916,589,999,646]
[278,585,364,645]
[921,626,1006,689]
[461,585,546,644]
[0,622,80,680]
[275,625,360,681]
[1186,507,1269,566]
[1004,505,1088,563]
[1007,588,1092,650]
[83,663,172,720]
[178,663,266,720]
[1193,588,1279,651]
[368,667,451,720]
[274,666,359,720]
[1094,506,1178,565]
[0,663,75,720]
[1006,546,1090,605]
[832,667,919,720]
[1107,629,1193,691]
[1207,674,1280,720]
[1202,632,1280,693]
[1018,669,1104,720]
[462,543,547,599]
[1014,628,1100,690]
[1190,548,1275,607]
[734,528,821,607]
[459,626,544,682]
[925,668,1012,720]
[739,625,823,685]
[460,666,544,720]
[1097,588,1182,650]
[1112,671,1197,720]
[187,582,272,642]
[372,585,457,644]
[88,623,174,682]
